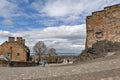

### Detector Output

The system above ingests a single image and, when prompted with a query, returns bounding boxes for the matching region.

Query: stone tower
[86,4,120,48]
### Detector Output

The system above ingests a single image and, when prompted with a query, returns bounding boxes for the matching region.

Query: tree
[33,41,46,62]
[48,48,57,56]
[47,48,58,63]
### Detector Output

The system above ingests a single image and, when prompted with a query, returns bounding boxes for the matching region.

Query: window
[95,31,103,38]
[7,53,10,57]
[6,53,11,59]
[16,53,20,57]
[95,30,103,41]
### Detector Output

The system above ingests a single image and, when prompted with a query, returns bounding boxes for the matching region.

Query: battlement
[104,4,120,10]
[92,10,104,15]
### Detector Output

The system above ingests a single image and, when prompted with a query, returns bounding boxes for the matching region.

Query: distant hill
[57,53,79,56]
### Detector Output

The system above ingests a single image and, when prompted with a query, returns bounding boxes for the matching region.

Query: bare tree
[33,41,46,62]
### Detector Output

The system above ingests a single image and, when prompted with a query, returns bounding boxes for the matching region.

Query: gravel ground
[0,55,120,80]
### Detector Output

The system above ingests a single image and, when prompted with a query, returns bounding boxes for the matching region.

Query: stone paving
[0,56,120,80]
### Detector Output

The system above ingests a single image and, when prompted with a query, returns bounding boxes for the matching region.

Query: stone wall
[0,61,10,67]
[86,4,120,48]
[0,61,36,67]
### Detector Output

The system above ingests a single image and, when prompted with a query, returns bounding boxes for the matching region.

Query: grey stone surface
[0,56,120,80]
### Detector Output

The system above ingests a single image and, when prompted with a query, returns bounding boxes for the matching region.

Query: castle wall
[86,4,120,48]
[86,11,106,48]
[86,16,95,48]
[105,4,120,42]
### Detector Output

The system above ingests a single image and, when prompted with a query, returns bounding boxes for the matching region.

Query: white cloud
[0,0,20,18]
[36,19,58,26]
[40,0,86,17]
[0,30,11,44]
[0,0,26,27]
[0,24,86,54]
[0,30,11,37]
[41,0,120,17]
[32,0,120,24]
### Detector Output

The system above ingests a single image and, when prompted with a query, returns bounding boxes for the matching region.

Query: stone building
[0,37,30,61]
[86,4,120,48]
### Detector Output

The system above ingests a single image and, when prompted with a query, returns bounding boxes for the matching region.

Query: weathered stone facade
[86,4,120,48]
[0,37,30,61]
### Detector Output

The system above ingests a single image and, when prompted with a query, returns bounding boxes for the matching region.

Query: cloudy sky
[0,0,120,55]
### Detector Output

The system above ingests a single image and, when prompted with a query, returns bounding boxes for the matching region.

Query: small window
[7,53,10,57]
[6,53,11,59]
[95,31,103,38]
[16,53,20,57]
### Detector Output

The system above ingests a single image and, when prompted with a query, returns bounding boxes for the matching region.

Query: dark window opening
[7,53,10,57]
[16,53,20,57]
[95,31,103,38]
[6,53,11,60]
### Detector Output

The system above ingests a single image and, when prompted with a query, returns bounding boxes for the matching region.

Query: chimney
[8,37,15,42]
[16,37,23,45]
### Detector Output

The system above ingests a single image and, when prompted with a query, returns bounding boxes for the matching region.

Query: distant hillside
[58,53,78,56]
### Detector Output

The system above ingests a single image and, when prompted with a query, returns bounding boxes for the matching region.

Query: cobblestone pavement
[34,68,120,80]
[0,56,120,80]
